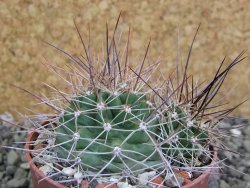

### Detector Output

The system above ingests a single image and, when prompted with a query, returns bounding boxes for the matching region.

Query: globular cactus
[26,15,245,188]
[55,90,208,176]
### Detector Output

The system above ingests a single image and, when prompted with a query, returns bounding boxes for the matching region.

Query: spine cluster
[27,14,245,187]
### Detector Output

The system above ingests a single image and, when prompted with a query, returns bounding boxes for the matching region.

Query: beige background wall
[0,0,249,118]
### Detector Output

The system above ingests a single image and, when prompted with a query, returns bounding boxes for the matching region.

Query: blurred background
[0,1,250,188]
[0,0,249,118]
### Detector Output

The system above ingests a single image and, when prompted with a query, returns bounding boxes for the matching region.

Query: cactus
[24,15,246,188]
[55,89,209,175]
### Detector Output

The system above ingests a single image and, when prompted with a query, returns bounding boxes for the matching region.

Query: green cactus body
[162,107,208,161]
[55,90,162,173]
[55,89,208,174]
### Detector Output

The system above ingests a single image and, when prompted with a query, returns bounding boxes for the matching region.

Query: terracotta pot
[181,167,215,188]
[25,131,67,188]
[180,147,217,188]
[26,131,217,188]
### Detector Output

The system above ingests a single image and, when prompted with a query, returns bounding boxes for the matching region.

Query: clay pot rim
[182,148,217,188]
[25,131,68,188]
[26,131,217,188]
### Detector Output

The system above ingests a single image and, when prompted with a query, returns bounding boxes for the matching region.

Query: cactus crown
[26,15,245,188]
